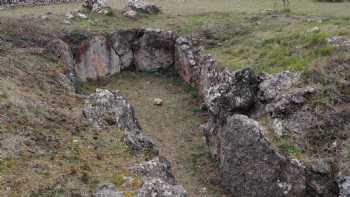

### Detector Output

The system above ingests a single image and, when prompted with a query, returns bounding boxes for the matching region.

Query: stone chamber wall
[47,28,348,197]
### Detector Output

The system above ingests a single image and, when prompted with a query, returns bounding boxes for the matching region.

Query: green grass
[259,116,306,160]
[202,14,350,73]
[2,0,350,18]
[276,136,305,155]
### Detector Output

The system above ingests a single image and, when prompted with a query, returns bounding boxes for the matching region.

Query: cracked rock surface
[83,89,156,153]
[218,114,305,196]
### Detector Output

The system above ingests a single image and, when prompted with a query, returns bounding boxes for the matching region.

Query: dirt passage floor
[83,71,228,197]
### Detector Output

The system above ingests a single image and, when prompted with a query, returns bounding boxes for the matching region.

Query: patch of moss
[124,192,135,197]
[113,174,127,187]
[274,136,304,159]
[131,177,144,190]
[0,159,17,174]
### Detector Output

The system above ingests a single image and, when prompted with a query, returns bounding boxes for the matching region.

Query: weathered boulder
[258,71,300,102]
[83,89,138,129]
[84,0,112,15]
[124,128,156,153]
[127,0,160,15]
[175,36,202,89]
[327,36,350,51]
[197,56,221,101]
[306,159,338,197]
[176,36,259,116]
[256,71,317,136]
[83,89,155,152]
[265,86,316,116]
[131,157,176,185]
[175,37,220,100]
[217,114,305,197]
[134,29,177,71]
[74,35,121,81]
[338,176,350,197]
[206,68,258,117]
[110,29,137,70]
[95,183,124,197]
[136,178,187,197]
[84,0,97,10]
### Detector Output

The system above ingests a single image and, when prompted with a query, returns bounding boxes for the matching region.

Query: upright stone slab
[134,29,176,72]
[74,35,121,81]
[218,114,305,197]
[110,29,137,70]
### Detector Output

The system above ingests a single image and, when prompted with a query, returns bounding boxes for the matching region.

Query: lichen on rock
[133,29,177,72]
[127,0,161,15]
[83,89,156,153]
[131,157,176,185]
[217,114,305,196]
[136,178,187,197]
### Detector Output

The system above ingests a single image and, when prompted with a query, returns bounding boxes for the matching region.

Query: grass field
[1,0,350,17]
[2,0,350,75]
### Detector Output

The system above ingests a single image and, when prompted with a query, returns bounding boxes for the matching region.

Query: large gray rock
[110,29,137,70]
[131,157,176,185]
[84,0,112,15]
[215,114,305,197]
[175,36,220,101]
[175,36,203,89]
[124,128,156,153]
[83,89,155,152]
[256,71,317,137]
[338,176,350,197]
[327,36,350,51]
[197,56,221,101]
[127,0,160,15]
[136,178,187,197]
[258,71,300,102]
[74,35,121,81]
[134,29,177,71]
[83,89,139,130]
[206,68,258,118]
[265,86,316,116]
[306,159,338,197]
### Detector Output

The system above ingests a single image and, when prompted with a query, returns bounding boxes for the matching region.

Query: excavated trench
[81,71,226,196]
[48,28,348,197]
